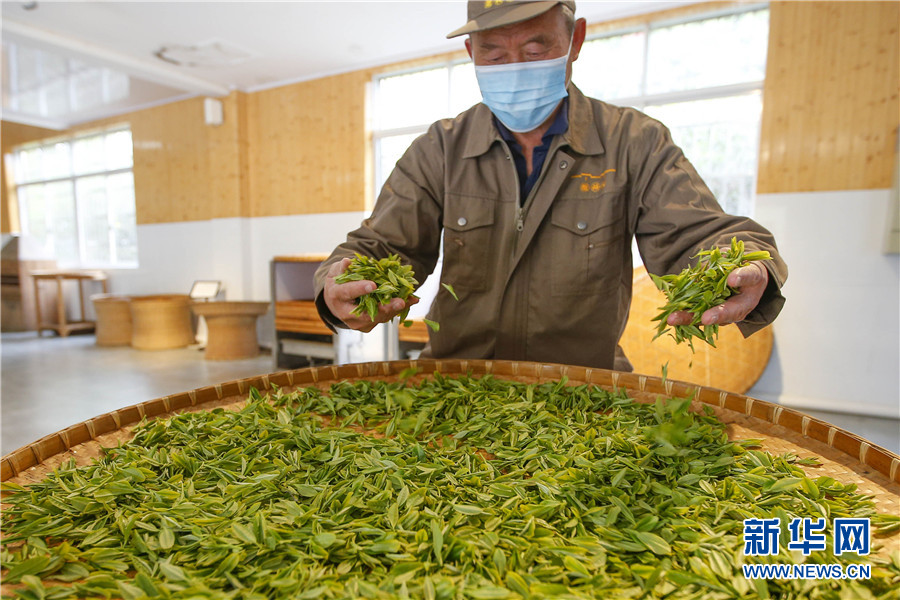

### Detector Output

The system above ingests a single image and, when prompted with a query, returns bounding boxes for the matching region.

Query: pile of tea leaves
[2,374,898,599]
[651,237,773,352]
[333,254,427,331]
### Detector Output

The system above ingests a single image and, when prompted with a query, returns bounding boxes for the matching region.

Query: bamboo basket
[191,301,269,360]
[90,294,132,346]
[128,294,195,350]
[3,360,898,560]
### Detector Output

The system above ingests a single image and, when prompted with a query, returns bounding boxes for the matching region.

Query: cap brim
[447,1,561,38]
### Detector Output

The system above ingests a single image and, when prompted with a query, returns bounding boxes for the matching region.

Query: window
[574,6,769,216]
[372,63,481,195]
[12,126,138,268]
[372,64,480,309]
[372,6,769,217]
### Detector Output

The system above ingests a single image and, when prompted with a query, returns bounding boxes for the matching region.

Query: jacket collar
[461,84,605,159]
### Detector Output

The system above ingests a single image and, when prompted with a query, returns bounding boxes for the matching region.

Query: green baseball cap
[447,0,576,39]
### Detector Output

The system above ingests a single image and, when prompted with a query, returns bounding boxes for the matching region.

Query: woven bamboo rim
[190,300,270,317]
[4,359,898,483]
[3,359,898,559]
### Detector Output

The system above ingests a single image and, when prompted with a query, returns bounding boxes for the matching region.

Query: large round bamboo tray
[90,293,132,346]
[3,360,898,560]
[620,266,773,393]
[129,294,194,350]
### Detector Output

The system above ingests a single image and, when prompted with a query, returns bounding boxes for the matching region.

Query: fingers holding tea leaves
[334,253,420,328]
[652,237,772,351]
[700,262,769,326]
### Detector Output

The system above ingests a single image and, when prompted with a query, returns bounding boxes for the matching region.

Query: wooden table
[191,301,270,360]
[31,270,108,337]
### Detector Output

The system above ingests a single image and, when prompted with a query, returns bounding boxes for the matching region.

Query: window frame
[12,124,138,269]
[575,3,769,216]
[371,58,475,196]
[581,3,768,111]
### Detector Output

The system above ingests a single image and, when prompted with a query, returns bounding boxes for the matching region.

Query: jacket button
[576,221,587,230]
[559,160,569,169]
[457,217,468,227]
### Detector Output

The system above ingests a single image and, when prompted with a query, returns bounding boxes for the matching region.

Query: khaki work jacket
[314,85,787,370]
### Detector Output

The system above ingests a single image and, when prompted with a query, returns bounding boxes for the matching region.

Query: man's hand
[323,258,419,333]
[667,262,769,327]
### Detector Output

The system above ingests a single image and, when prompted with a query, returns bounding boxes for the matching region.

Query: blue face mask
[474,45,570,133]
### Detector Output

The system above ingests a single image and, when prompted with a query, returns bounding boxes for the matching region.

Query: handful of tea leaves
[650,237,771,350]
[334,253,454,331]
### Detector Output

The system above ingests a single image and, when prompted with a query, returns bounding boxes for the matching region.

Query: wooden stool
[130,295,195,350]
[31,270,108,336]
[90,294,132,346]
[191,301,269,360]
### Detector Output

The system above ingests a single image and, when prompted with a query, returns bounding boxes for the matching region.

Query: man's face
[465,7,585,82]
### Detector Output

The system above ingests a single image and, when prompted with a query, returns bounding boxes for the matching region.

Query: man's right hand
[323,258,419,333]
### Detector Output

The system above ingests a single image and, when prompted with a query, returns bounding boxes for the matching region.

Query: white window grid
[13,126,137,269]
[585,3,768,109]
[372,58,476,196]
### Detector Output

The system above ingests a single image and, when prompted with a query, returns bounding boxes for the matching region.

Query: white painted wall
[107,219,245,298]
[102,212,366,301]
[749,189,900,418]
[82,212,367,351]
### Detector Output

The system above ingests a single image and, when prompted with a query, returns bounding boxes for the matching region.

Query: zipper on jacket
[511,142,558,234]
[501,141,525,233]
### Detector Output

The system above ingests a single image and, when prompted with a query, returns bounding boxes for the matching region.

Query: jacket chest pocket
[442,195,496,292]
[547,194,625,296]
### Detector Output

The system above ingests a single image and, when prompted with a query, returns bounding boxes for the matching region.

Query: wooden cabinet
[270,255,336,369]
[398,319,429,343]
[269,255,437,366]
[274,300,332,336]
[1,237,58,332]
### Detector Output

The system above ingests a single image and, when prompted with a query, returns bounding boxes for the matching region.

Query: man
[314,0,787,370]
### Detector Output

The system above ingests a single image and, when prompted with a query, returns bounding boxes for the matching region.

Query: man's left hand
[667,262,769,327]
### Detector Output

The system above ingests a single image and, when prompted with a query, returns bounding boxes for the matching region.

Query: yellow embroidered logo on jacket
[571,169,615,192]
[484,0,509,8]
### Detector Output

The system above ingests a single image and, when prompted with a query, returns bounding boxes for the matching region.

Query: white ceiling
[1,0,699,129]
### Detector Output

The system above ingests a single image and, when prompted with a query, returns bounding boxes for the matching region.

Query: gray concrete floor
[1,332,275,455]
[2,332,898,457]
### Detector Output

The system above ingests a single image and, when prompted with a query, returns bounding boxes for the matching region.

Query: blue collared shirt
[495,98,570,205]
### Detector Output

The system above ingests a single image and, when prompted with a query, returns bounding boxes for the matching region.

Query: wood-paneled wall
[129,94,246,224]
[246,70,371,217]
[758,1,899,193]
[0,94,248,227]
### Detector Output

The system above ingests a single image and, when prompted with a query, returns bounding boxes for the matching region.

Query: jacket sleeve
[313,123,447,330]
[627,115,788,336]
